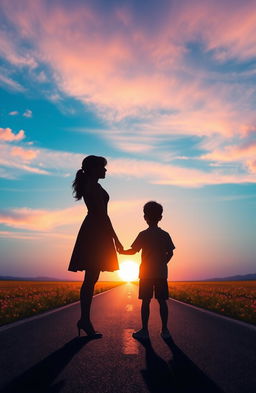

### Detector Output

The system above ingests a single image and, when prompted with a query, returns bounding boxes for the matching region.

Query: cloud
[0,205,83,231]
[23,109,32,118]
[0,138,83,178]
[8,111,19,116]
[0,230,74,240]
[109,157,256,187]
[0,128,25,141]
[200,138,256,174]
[10,146,38,161]
[0,199,141,232]
[0,70,25,92]
[247,160,256,173]
[1,0,256,184]
[0,230,68,240]
[0,142,49,175]
[1,0,256,134]
[0,30,37,68]
[1,133,256,185]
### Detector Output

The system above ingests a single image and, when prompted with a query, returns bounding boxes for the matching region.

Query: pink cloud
[2,0,256,135]
[0,205,84,231]
[0,201,141,232]
[0,143,49,176]
[8,111,19,116]
[201,140,256,162]
[0,230,74,240]
[0,128,25,141]
[10,146,38,161]
[247,160,256,173]
[109,158,256,187]
[0,29,37,68]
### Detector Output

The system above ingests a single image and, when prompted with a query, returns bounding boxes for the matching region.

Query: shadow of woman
[1,336,96,393]
[137,336,224,393]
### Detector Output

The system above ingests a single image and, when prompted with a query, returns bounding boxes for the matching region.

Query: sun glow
[118,260,139,282]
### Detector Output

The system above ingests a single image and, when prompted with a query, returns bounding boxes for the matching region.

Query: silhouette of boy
[120,201,175,340]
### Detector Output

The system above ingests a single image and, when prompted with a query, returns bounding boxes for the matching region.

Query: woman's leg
[80,268,100,324]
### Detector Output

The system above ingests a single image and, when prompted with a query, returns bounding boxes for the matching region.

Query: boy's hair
[143,201,163,221]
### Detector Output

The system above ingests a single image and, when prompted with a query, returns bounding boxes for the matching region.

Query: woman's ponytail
[72,169,86,200]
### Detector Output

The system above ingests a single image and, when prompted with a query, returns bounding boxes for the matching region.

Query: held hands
[115,239,124,253]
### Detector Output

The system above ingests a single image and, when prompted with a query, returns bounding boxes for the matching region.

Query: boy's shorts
[139,278,169,300]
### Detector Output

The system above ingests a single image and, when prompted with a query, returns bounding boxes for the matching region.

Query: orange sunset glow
[118,261,139,282]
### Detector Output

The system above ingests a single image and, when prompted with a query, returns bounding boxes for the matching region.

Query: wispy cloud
[0,199,142,232]
[23,109,32,118]
[109,158,256,187]
[10,146,38,161]
[1,0,256,185]
[0,72,24,91]
[0,230,74,240]
[0,129,256,185]
[8,111,19,116]
[0,205,83,231]
[200,137,256,173]
[1,0,256,130]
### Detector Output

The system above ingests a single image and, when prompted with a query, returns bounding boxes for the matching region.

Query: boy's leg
[157,299,168,330]
[141,298,151,330]
[133,279,152,339]
[155,279,171,338]
[132,299,150,339]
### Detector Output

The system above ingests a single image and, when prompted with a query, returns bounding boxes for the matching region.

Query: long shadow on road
[139,336,224,393]
[1,337,96,393]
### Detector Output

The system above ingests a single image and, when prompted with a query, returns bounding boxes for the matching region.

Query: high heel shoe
[77,320,103,338]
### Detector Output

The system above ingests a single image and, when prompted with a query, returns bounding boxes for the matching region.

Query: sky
[0,0,256,281]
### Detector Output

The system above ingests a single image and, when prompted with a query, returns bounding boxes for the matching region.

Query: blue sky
[0,0,256,281]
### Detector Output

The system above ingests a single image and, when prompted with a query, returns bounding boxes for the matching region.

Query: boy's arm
[164,249,173,263]
[119,247,137,255]
[118,232,142,255]
[164,233,175,263]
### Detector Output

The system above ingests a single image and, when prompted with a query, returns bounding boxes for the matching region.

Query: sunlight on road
[122,329,139,354]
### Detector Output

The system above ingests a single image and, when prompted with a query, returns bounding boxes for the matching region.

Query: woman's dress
[68,184,119,272]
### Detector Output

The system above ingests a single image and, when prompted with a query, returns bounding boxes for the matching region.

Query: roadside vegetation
[168,281,256,325]
[0,281,122,326]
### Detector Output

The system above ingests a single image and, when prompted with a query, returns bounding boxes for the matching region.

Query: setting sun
[118,261,139,282]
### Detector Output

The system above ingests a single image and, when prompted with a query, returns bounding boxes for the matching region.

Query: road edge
[0,288,115,333]
[170,297,256,331]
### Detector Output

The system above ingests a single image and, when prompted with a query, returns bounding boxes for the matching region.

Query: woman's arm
[105,216,123,252]
[86,183,123,251]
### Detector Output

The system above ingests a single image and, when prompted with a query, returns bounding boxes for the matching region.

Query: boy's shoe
[160,328,171,340]
[132,329,149,340]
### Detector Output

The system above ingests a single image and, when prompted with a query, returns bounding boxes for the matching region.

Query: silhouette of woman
[68,155,123,337]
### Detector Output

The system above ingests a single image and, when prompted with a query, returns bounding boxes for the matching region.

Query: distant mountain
[204,273,256,281]
[1,273,255,282]
[0,275,76,281]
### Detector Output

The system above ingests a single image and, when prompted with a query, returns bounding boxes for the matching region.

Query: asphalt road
[0,283,255,393]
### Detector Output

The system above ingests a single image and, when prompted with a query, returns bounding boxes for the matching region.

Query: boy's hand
[165,250,173,263]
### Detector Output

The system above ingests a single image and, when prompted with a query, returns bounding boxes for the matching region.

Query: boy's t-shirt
[131,226,175,279]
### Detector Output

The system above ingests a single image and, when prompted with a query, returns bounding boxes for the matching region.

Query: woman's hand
[115,239,124,253]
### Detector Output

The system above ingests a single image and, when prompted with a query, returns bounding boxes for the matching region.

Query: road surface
[0,283,255,393]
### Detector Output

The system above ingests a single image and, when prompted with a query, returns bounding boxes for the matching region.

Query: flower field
[168,281,256,325]
[1,280,255,327]
[0,281,122,326]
